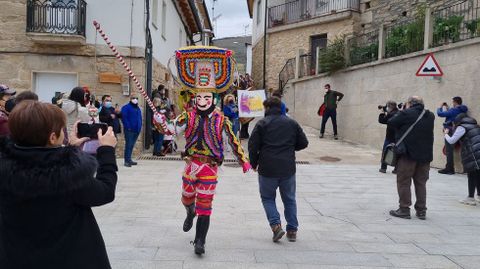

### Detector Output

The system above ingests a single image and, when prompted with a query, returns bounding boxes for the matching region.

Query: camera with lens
[378,102,404,112]
[378,105,388,112]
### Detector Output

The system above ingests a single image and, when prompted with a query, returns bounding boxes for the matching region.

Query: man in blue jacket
[437,96,468,174]
[121,94,142,167]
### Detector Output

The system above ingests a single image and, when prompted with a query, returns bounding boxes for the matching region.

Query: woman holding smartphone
[0,101,118,269]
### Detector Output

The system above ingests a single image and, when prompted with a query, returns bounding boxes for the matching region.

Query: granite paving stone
[94,127,480,268]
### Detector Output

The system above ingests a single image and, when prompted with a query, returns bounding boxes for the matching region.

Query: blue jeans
[258,174,298,231]
[124,129,140,163]
[152,131,164,154]
[232,118,240,136]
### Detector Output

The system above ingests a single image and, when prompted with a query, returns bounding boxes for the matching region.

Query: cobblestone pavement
[95,129,480,268]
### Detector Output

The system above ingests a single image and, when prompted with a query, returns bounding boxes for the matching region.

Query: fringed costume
[155,46,251,255]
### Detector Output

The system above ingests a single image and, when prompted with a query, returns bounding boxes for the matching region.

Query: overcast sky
[204,0,253,39]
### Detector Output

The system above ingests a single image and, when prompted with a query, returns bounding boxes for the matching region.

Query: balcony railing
[268,0,360,28]
[26,0,87,36]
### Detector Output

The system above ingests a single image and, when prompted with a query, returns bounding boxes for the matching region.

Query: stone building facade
[247,0,468,91]
[0,0,212,157]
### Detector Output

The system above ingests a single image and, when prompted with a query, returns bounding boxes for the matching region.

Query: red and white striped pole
[93,20,170,134]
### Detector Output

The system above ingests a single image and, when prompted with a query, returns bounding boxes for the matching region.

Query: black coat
[378,110,398,142]
[388,104,435,163]
[99,106,122,134]
[0,140,118,269]
[458,117,480,172]
[248,107,309,178]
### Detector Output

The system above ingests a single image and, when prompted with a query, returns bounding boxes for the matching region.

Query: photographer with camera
[436,97,468,175]
[378,101,400,173]
[387,96,435,220]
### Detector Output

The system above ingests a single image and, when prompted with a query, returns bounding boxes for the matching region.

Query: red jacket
[0,108,9,137]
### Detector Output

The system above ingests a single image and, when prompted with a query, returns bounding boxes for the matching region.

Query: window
[256,0,262,25]
[152,0,159,29]
[365,1,371,10]
[161,0,167,39]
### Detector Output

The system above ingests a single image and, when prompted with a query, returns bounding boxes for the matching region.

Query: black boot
[389,207,411,219]
[183,204,196,232]
[193,215,210,255]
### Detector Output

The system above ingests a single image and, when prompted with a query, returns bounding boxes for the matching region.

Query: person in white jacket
[62,87,99,136]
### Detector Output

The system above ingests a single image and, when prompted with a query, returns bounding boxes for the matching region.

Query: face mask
[131,99,139,105]
[229,100,234,105]
[104,101,112,108]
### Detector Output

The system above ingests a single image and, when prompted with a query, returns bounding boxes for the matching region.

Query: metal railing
[432,0,480,47]
[279,58,295,91]
[26,0,87,36]
[348,29,379,66]
[268,0,360,28]
[385,17,424,58]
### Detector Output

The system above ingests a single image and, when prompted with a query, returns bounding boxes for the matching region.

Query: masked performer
[155,47,251,255]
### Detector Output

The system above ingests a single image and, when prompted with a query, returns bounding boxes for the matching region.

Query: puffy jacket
[121,102,142,133]
[248,107,309,178]
[458,117,480,172]
[388,104,435,163]
[62,99,92,135]
[437,105,468,128]
[0,139,118,269]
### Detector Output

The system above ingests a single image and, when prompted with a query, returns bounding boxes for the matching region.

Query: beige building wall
[284,39,480,170]
[251,13,358,91]
[0,0,174,158]
[252,36,265,89]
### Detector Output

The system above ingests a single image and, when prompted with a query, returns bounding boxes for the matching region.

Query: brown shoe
[271,224,285,242]
[286,230,297,242]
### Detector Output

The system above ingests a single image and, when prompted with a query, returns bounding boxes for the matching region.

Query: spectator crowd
[2,74,480,267]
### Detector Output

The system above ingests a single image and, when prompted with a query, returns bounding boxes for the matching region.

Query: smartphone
[77,123,108,139]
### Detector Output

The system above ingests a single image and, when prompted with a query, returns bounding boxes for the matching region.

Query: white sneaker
[459,197,477,206]
[476,195,480,202]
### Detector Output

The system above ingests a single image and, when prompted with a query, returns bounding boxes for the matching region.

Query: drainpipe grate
[138,154,310,165]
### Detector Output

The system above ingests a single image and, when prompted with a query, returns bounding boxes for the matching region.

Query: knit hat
[0,84,16,95]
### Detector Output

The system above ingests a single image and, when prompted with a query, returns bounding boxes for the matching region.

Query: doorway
[33,72,78,102]
[310,34,328,73]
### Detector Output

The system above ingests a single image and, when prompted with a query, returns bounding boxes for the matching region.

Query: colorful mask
[195,92,214,111]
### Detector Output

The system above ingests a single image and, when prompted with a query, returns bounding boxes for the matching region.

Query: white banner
[238,90,266,118]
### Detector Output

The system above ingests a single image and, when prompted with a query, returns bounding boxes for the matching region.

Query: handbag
[383,110,426,166]
[317,103,326,117]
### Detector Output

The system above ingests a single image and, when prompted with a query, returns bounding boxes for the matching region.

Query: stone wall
[1,0,179,159]
[362,0,464,32]
[283,39,480,169]
[264,16,357,91]
[252,36,265,89]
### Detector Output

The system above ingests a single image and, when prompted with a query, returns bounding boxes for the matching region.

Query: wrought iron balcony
[26,0,87,37]
[268,0,360,28]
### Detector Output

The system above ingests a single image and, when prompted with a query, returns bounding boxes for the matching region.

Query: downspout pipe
[262,0,268,89]
[144,0,153,149]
